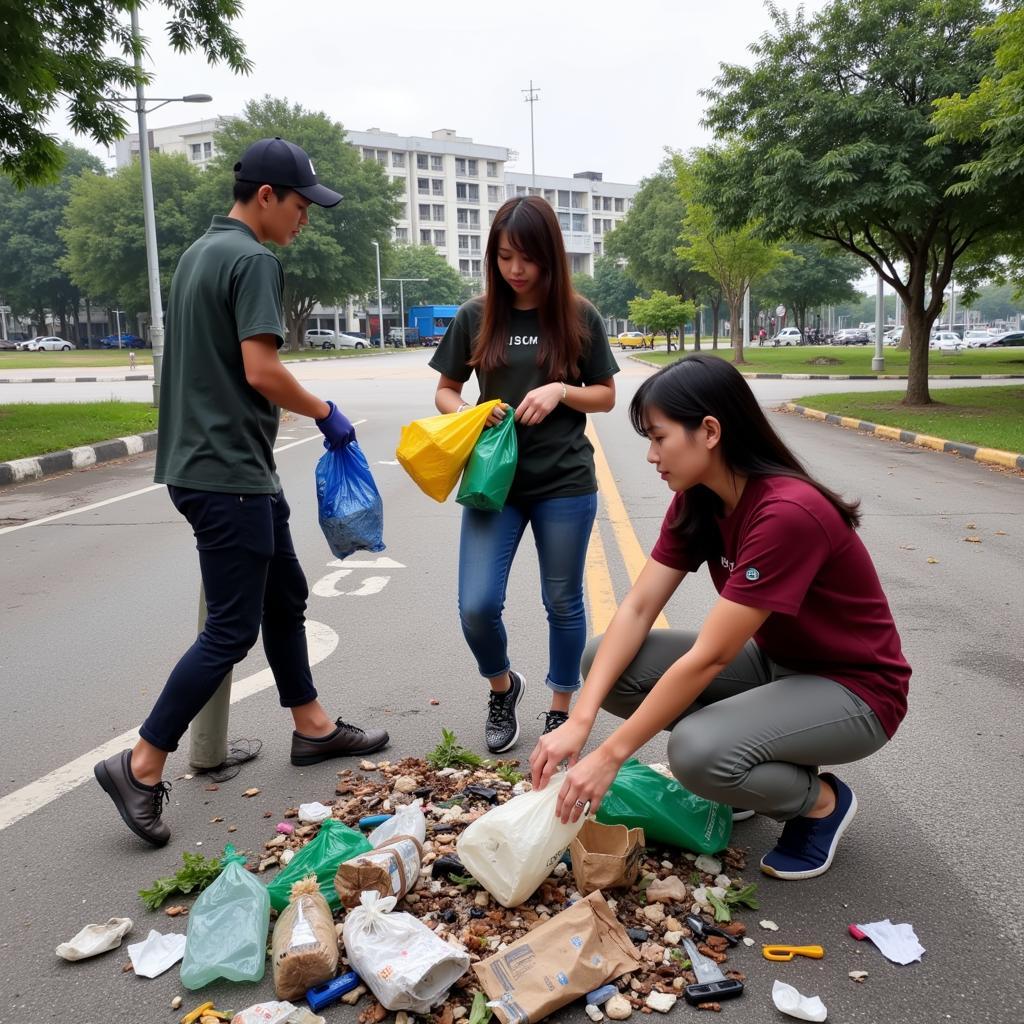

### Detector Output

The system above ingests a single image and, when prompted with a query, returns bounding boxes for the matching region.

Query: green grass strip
[792,385,1024,454]
[0,401,158,462]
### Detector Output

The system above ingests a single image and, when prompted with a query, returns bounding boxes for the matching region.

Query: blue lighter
[306,971,362,1013]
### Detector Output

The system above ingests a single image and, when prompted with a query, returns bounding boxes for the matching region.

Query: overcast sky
[51,0,825,185]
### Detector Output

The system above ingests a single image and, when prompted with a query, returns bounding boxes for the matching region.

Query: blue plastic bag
[315,441,385,559]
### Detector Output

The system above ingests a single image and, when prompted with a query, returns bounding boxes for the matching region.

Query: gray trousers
[586,630,889,820]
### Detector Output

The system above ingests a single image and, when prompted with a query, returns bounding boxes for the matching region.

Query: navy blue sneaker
[760,773,857,880]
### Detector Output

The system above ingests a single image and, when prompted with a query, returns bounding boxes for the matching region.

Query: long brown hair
[469,195,588,382]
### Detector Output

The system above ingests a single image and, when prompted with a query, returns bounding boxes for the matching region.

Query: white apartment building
[114,118,224,170]
[348,127,513,287]
[503,171,637,277]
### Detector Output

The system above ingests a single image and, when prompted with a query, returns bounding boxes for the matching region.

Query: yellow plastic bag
[396,399,501,502]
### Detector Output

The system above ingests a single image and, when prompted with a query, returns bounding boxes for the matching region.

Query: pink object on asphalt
[275,822,294,835]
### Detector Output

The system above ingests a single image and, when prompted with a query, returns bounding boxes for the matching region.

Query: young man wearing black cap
[94,138,388,847]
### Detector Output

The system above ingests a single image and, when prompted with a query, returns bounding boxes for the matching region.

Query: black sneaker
[540,710,569,735]
[485,671,525,753]
[291,718,390,766]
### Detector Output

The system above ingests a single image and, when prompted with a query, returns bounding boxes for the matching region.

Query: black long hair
[629,356,860,565]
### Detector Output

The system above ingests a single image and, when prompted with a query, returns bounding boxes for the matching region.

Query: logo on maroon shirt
[745,567,760,581]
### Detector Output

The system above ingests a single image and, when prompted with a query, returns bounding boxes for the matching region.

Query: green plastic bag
[267,817,372,912]
[596,759,732,854]
[179,844,270,989]
[456,411,518,511]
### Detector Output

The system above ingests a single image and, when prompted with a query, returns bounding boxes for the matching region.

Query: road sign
[0,306,10,313]
[775,305,786,317]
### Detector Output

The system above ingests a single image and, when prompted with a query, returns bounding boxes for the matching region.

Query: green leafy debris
[468,991,493,1024]
[427,728,490,770]
[139,850,223,911]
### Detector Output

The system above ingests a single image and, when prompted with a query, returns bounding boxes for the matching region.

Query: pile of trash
[59,748,771,1023]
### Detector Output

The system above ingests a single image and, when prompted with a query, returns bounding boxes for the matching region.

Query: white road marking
[0,619,338,833]
[326,556,405,569]
[377,460,399,465]
[0,420,366,537]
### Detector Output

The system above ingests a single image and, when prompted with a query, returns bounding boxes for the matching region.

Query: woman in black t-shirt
[429,196,619,755]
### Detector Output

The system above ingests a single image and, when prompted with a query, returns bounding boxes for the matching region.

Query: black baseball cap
[233,137,342,207]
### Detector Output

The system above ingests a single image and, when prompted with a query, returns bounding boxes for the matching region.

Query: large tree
[62,151,205,315]
[581,255,641,322]
[381,244,468,311]
[678,155,788,364]
[0,142,104,337]
[698,0,1023,403]
[604,158,716,348]
[2,0,250,187]
[758,242,862,338]
[190,97,403,347]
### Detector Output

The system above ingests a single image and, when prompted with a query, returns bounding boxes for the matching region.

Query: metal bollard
[188,584,233,769]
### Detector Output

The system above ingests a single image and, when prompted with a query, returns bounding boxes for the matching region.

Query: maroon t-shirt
[651,476,910,737]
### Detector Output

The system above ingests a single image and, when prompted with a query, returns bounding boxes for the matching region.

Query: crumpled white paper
[127,929,187,977]
[56,917,133,961]
[772,980,827,1022]
[857,919,925,965]
[298,801,332,823]
[229,1001,297,1024]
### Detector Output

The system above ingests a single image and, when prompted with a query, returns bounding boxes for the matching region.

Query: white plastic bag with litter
[229,1002,297,1024]
[368,800,426,847]
[342,891,470,1013]
[56,917,133,961]
[456,772,584,907]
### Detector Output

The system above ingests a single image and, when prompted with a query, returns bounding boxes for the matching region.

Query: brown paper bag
[271,875,339,1000]
[569,819,645,896]
[334,835,423,909]
[473,890,640,1024]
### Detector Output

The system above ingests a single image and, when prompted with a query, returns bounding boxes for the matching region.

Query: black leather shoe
[291,719,390,766]
[93,750,171,847]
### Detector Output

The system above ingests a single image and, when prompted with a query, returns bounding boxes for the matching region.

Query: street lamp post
[104,7,212,405]
[113,308,125,348]
[872,272,885,372]
[382,277,428,347]
[371,241,385,349]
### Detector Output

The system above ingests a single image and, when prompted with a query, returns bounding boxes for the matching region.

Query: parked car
[883,327,904,345]
[985,330,1024,347]
[27,335,73,351]
[768,327,802,346]
[929,331,963,351]
[615,331,652,350]
[305,328,338,348]
[964,330,997,348]
[835,328,870,345]
[98,333,143,349]
[335,333,368,349]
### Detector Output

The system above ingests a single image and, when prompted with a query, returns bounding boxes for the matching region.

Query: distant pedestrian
[429,195,619,754]
[128,350,136,371]
[94,138,388,848]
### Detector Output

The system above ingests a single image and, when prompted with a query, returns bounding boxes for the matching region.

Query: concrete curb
[784,403,1024,472]
[0,373,154,384]
[0,430,159,486]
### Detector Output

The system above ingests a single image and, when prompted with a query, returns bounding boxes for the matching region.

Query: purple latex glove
[316,400,355,450]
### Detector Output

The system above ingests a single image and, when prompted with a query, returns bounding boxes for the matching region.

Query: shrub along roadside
[0,401,158,462]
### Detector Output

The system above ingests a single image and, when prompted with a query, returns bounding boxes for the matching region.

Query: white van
[769,327,802,346]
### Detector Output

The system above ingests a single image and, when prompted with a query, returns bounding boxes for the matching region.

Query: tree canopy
[698,0,1022,401]
[0,142,104,334]
[62,150,204,315]
[1,0,251,187]
[574,256,640,321]
[627,291,696,349]
[381,244,469,310]
[189,97,402,346]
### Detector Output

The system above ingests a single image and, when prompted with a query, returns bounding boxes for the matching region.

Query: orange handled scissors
[762,945,825,961]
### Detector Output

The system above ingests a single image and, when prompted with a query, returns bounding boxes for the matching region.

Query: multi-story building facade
[503,170,636,277]
[347,127,514,289]
[114,118,223,171]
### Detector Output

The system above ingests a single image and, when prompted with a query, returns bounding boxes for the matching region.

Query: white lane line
[0,420,366,537]
[0,618,338,833]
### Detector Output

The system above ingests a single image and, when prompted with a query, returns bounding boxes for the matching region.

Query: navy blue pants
[140,486,318,752]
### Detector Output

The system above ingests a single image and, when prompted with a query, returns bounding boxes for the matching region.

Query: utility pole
[382,277,427,347]
[522,81,540,187]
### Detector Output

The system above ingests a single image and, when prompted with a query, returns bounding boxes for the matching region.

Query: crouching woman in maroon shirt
[529,355,910,879]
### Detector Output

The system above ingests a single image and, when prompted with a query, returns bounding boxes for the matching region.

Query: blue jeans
[458,493,598,692]
[140,486,318,752]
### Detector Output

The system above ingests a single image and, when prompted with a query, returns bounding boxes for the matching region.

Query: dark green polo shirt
[154,216,285,493]
[429,298,619,502]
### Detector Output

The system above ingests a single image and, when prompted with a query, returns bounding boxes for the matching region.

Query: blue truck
[406,305,458,346]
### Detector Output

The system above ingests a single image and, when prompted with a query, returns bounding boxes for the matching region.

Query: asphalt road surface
[0,351,1021,1024]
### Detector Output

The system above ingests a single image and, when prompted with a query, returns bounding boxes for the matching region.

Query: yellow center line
[585,418,669,631]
